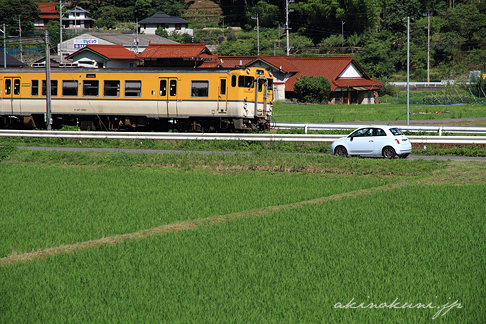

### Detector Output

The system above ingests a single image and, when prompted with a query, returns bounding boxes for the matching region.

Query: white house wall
[338,63,363,78]
[140,25,194,36]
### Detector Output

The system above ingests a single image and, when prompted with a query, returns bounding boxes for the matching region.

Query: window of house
[104,80,120,97]
[125,80,141,97]
[62,80,77,96]
[191,80,209,97]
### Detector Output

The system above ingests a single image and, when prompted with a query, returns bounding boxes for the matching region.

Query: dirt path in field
[2,161,484,266]
[1,182,409,266]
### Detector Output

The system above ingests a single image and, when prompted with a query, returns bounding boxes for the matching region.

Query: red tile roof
[66,44,138,60]
[139,43,211,59]
[218,56,257,68]
[240,56,383,91]
[37,2,60,19]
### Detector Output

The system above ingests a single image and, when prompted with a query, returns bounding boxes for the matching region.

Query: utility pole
[251,14,259,56]
[285,0,294,56]
[341,21,345,47]
[45,31,52,131]
[1,24,6,68]
[427,10,430,83]
[13,16,22,63]
[406,16,410,126]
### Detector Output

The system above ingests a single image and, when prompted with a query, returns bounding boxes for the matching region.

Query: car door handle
[369,140,374,142]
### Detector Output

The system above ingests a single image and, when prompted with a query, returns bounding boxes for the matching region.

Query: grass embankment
[1,147,485,323]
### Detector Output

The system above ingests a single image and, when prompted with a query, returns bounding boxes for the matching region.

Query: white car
[330,126,412,159]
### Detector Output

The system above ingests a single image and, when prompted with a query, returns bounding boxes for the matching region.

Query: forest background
[1,0,486,82]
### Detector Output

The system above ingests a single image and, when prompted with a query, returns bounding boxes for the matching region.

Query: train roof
[0,67,270,74]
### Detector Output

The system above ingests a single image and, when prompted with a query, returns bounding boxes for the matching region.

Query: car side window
[351,128,371,137]
[389,128,403,136]
[375,128,386,136]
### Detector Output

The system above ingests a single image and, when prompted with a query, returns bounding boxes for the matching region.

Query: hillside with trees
[1,0,485,81]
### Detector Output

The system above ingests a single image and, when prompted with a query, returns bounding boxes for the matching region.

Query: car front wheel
[334,146,348,157]
[382,146,396,159]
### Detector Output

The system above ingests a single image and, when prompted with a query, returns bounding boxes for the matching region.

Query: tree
[354,30,397,79]
[0,0,39,31]
[293,75,331,103]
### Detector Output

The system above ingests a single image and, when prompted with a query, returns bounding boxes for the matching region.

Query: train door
[158,78,178,117]
[4,78,21,114]
[218,78,228,113]
[254,77,268,117]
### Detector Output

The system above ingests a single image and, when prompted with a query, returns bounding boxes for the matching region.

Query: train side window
[5,79,11,95]
[104,80,120,97]
[42,80,58,96]
[14,79,20,95]
[220,79,226,95]
[31,80,39,96]
[170,80,176,96]
[159,80,166,96]
[238,76,254,88]
[83,80,99,97]
[62,80,77,96]
[231,75,236,87]
[191,80,209,97]
[51,80,58,96]
[125,80,141,97]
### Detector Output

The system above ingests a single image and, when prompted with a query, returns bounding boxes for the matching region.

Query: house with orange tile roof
[65,44,140,68]
[220,55,383,104]
[138,43,218,67]
[35,2,60,28]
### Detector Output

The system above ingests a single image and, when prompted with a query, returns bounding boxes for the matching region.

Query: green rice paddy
[1,149,484,323]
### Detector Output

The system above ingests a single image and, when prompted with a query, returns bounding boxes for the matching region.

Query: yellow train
[0,67,273,131]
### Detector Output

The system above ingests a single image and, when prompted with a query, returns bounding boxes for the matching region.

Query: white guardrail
[1,129,486,144]
[272,122,486,136]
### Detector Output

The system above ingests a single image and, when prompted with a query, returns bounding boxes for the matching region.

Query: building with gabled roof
[65,44,140,68]
[58,33,177,60]
[139,43,213,67]
[220,55,383,104]
[62,6,94,29]
[0,52,26,68]
[35,2,60,28]
[138,13,193,36]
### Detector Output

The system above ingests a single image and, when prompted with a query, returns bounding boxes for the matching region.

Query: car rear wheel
[335,146,348,157]
[399,153,409,159]
[382,146,396,159]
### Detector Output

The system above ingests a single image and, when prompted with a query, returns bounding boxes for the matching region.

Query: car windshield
[389,128,404,136]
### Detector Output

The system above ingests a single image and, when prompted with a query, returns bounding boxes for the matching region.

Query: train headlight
[246,69,251,74]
